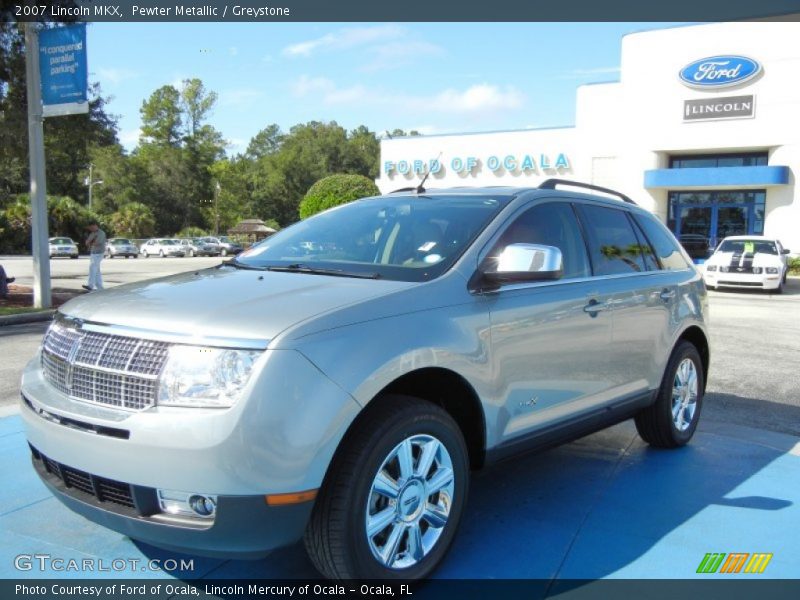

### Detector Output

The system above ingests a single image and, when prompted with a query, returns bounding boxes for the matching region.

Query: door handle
[659,289,676,302]
[584,298,610,314]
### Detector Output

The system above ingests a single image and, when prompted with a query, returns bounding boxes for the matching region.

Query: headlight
[706,265,717,272]
[752,267,763,274]
[766,267,779,274]
[158,345,261,408]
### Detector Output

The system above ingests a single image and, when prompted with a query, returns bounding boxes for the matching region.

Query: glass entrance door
[668,190,766,260]
[678,206,713,259]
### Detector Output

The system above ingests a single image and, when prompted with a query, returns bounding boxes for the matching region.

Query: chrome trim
[55,313,268,350]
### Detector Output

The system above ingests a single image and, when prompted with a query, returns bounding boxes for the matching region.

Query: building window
[669,152,768,169]
[667,190,766,259]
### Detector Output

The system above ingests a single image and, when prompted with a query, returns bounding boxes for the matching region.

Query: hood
[59,266,415,344]
[707,251,782,267]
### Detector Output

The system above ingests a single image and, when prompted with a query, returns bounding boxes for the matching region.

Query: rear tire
[304,395,469,581]
[635,341,704,448]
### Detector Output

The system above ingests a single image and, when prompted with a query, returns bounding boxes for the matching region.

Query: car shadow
[130,410,798,584]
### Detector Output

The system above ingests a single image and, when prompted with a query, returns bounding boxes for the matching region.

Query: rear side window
[633,213,693,271]
[576,204,647,275]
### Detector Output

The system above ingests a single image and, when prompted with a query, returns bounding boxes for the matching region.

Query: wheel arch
[329,367,487,472]
[676,325,710,392]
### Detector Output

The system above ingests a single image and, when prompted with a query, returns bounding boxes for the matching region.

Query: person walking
[0,264,15,299]
[83,220,106,291]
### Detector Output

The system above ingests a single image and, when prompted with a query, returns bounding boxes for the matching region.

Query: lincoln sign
[683,95,755,122]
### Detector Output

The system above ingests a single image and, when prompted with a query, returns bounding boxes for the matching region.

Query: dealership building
[377,21,800,257]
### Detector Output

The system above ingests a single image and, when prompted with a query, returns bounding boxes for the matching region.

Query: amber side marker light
[265,489,318,506]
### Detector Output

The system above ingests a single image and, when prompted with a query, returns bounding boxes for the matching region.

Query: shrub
[788,257,800,275]
[299,174,379,219]
[109,203,156,238]
[176,226,207,238]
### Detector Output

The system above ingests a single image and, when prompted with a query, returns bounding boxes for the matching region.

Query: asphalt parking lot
[0,274,798,580]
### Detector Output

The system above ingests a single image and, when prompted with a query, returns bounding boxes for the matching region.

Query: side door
[574,203,680,396]
[482,200,615,444]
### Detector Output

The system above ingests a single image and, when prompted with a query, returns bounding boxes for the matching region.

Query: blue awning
[644,166,790,189]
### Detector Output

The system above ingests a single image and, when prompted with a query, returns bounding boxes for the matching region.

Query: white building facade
[377,21,800,258]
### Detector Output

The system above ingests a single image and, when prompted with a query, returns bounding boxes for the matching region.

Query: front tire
[635,341,704,448]
[305,395,469,580]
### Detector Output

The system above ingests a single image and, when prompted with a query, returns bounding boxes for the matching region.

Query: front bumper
[20,344,361,557]
[704,271,782,290]
[31,444,312,559]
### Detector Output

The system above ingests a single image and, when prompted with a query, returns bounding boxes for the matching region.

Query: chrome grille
[40,320,169,411]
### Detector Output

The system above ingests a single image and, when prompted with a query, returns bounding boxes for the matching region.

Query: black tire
[304,395,469,581]
[635,340,704,448]
[70,255,78,259]
[159,250,164,258]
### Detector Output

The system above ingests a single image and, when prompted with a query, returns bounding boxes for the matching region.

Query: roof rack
[538,179,636,205]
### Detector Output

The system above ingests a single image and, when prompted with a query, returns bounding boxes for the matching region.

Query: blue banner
[39,24,89,117]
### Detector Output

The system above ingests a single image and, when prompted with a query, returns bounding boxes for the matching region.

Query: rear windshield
[234,195,509,282]
[112,239,131,245]
[51,238,73,244]
[718,239,777,255]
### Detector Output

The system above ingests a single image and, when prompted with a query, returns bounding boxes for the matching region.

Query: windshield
[718,239,778,255]
[234,195,507,282]
[51,238,73,244]
[162,240,178,245]
[112,239,131,245]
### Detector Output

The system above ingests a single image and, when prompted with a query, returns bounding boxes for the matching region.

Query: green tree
[109,202,156,238]
[140,85,182,146]
[0,24,118,204]
[180,78,217,140]
[244,124,283,160]
[299,174,379,219]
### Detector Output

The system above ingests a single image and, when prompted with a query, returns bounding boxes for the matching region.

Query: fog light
[752,267,763,274]
[157,489,217,519]
[189,494,217,517]
[706,265,717,272]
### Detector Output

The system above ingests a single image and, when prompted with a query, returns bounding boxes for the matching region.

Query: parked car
[704,235,790,293]
[21,180,709,581]
[105,238,139,259]
[201,235,243,256]
[179,238,220,257]
[48,237,79,259]
[139,238,186,258]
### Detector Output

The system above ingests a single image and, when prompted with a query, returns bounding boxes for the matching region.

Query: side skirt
[484,390,655,466]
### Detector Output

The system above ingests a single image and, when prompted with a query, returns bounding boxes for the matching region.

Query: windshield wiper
[222,258,268,271]
[266,264,381,279]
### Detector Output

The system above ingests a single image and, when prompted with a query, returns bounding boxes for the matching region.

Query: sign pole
[24,22,52,309]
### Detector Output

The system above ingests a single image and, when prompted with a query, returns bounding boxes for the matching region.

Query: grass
[0,306,51,316]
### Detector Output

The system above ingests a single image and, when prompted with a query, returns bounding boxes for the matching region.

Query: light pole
[85,163,103,209]
[214,181,221,235]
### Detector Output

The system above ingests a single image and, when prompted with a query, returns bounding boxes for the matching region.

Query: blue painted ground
[2,412,798,580]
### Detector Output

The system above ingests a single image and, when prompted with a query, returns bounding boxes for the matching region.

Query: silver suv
[21,180,709,580]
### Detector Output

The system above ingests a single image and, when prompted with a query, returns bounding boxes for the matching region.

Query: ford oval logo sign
[679,56,761,90]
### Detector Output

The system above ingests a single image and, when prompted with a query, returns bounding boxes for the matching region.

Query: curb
[0,310,55,327]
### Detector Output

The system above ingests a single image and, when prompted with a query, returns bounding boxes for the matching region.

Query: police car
[703,235,790,293]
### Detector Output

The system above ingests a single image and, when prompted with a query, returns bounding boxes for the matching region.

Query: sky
[87,22,687,154]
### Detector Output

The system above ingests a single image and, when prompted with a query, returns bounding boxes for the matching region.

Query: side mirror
[781,248,790,255]
[475,243,563,290]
